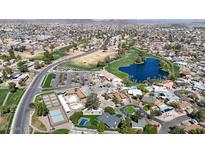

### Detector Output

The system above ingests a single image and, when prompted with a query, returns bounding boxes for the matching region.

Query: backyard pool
[78,118,90,126]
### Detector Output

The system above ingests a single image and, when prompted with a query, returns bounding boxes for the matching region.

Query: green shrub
[143,124,157,134]
[104,106,115,115]
[70,112,83,124]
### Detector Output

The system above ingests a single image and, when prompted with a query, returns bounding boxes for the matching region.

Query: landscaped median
[41,73,55,89]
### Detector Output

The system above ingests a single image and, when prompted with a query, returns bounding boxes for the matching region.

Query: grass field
[63,62,102,71]
[124,106,136,114]
[5,89,25,106]
[33,45,74,61]
[0,89,24,134]
[105,48,179,84]
[105,48,141,84]
[51,46,71,60]
[0,89,9,106]
[41,73,54,88]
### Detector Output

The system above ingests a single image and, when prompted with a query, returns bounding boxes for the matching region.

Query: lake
[118,58,169,82]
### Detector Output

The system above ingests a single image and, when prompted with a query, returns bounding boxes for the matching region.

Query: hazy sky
[0,0,204,19]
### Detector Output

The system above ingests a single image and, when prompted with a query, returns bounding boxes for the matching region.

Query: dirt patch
[32,115,47,131]
[0,115,8,130]
[71,50,117,66]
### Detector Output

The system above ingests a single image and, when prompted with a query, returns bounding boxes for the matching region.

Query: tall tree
[85,93,99,110]
[169,126,185,134]
[17,61,28,72]
[143,124,158,134]
[8,82,17,93]
[8,49,16,59]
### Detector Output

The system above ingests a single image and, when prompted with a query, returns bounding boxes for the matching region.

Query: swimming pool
[78,118,90,126]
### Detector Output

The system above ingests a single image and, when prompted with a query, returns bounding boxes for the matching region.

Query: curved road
[10,51,96,134]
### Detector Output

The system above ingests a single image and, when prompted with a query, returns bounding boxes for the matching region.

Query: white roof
[67,95,79,104]
[175,62,187,66]
[159,104,174,111]
[128,88,143,96]
[70,103,83,110]
[153,85,167,92]
[193,82,205,90]
[57,95,71,113]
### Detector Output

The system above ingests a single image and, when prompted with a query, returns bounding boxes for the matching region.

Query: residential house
[98,112,122,129]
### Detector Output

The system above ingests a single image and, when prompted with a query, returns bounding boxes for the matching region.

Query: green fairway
[124,106,136,114]
[0,89,9,106]
[51,46,72,60]
[5,89,25,106]
[41,73,54,88]
[63,61,102,71]
[105,48,179,84]
[105,48,142,84]
[33,46,70,61]
[1,89,24,134]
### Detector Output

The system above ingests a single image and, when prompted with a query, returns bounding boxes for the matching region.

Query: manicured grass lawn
[70,112,118,131]
[32,115,47,131]
[5,89,24,106]
[0,89,9,106]
[70,112,99,129]
[41,73,54,88]
[124,106,136,114]
[82,115,99,128]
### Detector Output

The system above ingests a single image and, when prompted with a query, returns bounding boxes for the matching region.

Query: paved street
[10,51,98,134]
[156,115,190,134]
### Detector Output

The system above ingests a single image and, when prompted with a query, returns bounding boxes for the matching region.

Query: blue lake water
[118,58,169,82]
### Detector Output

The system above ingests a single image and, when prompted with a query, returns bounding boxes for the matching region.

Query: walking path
[2,92,10,106]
